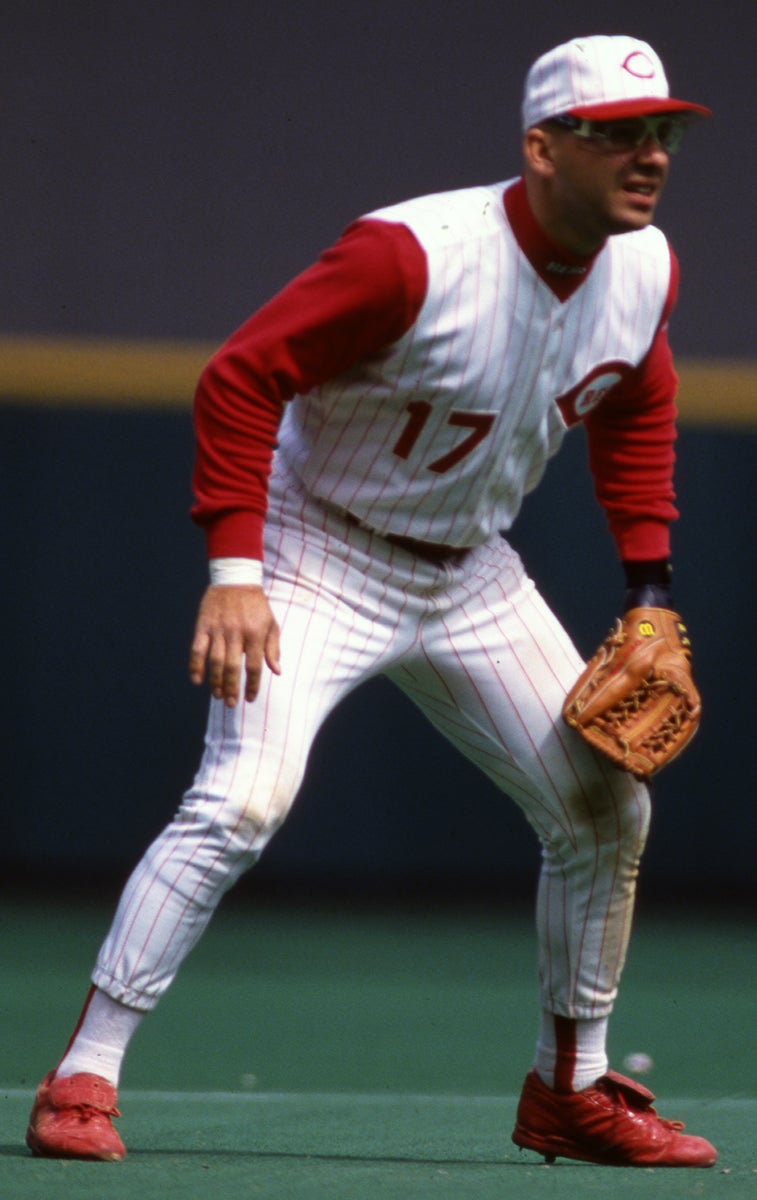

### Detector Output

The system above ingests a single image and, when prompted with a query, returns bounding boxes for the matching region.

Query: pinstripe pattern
[281,180,671,548]
[93,459,649,1019]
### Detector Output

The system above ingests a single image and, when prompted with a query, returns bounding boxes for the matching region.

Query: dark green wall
[2,406,753,902]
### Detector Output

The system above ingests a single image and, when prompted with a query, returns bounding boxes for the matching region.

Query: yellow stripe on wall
[0,335,755,426]
[0,336,217,408]
[673,360,756,426]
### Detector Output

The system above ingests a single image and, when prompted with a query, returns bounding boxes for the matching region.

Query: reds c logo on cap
[622,50,656,80]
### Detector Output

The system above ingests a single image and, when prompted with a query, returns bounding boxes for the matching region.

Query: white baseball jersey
[192,176,678,563]
[281,180,674,548]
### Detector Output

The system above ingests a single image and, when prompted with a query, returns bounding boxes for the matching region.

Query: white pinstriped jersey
[277,178,674,548]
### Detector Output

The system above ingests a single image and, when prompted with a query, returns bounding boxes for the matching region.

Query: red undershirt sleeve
[191,218,428,560]
[583,247,681,562]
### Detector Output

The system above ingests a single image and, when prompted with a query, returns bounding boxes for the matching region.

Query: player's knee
[581,772,651,861]
[617,774,651,850]
[180,761,303,850]
[545,770,650,868]
[232,785,298,843]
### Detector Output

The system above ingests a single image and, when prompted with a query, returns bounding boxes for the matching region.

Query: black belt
[383,530,467,563]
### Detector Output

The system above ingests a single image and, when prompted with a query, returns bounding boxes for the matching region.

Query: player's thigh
[389,571,640,843]
[189,564,391,831]
[405,565,582,762]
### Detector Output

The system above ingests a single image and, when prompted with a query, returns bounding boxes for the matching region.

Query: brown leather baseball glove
[562,607,702,780]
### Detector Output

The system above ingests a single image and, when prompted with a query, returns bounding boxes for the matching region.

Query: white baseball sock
[56,986,144,1088]
[534,1011,609,1092]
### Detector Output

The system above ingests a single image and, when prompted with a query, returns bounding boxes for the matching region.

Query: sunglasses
[551,113,689,155]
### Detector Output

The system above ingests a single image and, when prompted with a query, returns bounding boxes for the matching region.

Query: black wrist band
[622,559,673,612]
[624,583,673,611]
[622,558,672,589]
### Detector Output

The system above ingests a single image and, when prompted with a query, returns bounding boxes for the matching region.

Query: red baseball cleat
[26,1071,126,1161]
[512,1069,717,1167]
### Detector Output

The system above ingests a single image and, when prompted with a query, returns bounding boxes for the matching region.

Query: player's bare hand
[189,585,281,707]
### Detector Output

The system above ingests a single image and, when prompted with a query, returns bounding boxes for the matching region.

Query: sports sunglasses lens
[655,118,685,153]
[600,116,686,152]
[602,119,647,150]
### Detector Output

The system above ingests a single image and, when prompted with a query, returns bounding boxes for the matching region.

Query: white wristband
[209,557,264,587]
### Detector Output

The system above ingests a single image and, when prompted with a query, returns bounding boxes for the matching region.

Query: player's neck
[505,179,599,301]
[522,176,606,258]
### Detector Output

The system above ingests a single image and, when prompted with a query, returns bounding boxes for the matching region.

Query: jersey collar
[504,177,600,301]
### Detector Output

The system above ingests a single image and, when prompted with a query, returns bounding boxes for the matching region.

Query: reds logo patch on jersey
[556,362,634,427]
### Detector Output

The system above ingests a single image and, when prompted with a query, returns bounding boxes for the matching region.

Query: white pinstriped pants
[93,464,650,1021]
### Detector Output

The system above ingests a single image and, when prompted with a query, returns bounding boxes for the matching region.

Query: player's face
[535,121,672,254]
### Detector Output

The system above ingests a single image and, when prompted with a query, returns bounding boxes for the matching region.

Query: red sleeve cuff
[609,518,671,562]
[202,510,265,561]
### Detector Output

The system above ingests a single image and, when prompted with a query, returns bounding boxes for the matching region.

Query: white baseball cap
[522,35,712,129]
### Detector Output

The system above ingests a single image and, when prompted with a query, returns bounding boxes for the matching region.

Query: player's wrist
[622,558,673,611]
[209,557,264,588]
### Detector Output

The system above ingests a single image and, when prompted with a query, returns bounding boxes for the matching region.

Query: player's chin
[607,202,658,236]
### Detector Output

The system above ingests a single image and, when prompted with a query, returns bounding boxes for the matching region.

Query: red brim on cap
[568,97,712,120]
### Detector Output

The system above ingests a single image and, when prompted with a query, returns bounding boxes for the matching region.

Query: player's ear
[523,126,557,178]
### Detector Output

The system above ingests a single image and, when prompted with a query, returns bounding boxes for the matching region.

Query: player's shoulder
[607,223,673,276]
[365,179,515,246]
[603,225,676,318]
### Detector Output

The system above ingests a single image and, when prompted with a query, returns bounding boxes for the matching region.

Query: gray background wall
[1,2,754,904]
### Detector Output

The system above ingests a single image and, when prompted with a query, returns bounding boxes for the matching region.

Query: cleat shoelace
[598,1076,685,1132]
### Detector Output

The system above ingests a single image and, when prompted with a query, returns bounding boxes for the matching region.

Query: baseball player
[27,35,717,1167]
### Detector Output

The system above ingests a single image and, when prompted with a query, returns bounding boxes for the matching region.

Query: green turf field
[2,895,754,1198]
